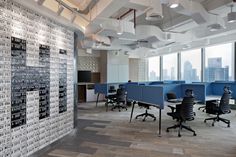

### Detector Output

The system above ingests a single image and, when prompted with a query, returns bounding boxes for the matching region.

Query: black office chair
[111,88,127,112]
[166,92,180,113]
[135,102,156,121]
[166,96,196,137]
[105,86,117,111]
[204,90,231,127]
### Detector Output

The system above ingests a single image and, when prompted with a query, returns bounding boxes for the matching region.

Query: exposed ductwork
[78,0,233,52]
[56,0,99,15]
[171,0,225,28]
[145,0,163,21]
[127,0,163,21]
[94,17,136,36]
[67,0,99,14]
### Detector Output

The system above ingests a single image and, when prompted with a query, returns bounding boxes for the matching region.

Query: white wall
[129,58,148,81]
[107,51,129,82]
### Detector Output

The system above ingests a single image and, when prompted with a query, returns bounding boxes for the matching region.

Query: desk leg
[96,93,100,107]
[158,108,162,137]
[105,100,108,112]
[129,101,135,123]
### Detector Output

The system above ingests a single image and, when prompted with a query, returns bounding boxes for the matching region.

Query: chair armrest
[167,105,176,113]
[211,101,219,107]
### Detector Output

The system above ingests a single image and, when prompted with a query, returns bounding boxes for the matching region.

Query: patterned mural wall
[0,0,74,156]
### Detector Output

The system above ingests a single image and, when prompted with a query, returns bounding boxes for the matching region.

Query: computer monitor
[78,71,91,82]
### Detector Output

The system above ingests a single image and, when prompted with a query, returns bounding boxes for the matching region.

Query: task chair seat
[135,102,156,121]
[166,92,196,121]
[204,92,231,127]
[105,94,116,111]
[111,88,127,112]
[166,96,196,137]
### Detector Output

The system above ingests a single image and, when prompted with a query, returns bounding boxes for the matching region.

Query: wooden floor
[32,102,236,157]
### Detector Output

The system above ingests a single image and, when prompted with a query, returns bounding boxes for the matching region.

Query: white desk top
[206,95,221,101]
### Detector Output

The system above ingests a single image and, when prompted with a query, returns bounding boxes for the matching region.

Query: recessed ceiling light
[227,5,236,23]
[117,22,123,35]
[207,23,222,32]
[170,3,179,8]
[228,12,236,23]
[117,31,123,35]
[168,0,179,8]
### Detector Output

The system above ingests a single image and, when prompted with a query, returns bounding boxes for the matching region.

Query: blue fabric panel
[211,82,236,98]
[181,84,206,103]
[172,80,185,84]
[148,81,164,85]
[138,82,149,85]
[205,83,212,95]
[141,86,164,109]
[94,83,108,95]
[126,84,143,101]
[192,82,212,95]
[162,84,182,99]
[163,80,174,84]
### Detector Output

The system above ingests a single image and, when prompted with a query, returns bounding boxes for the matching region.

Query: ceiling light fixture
[207,14,223,32]
[228,5,236,23]
[168,0,179,8]
[145,0,163,21]
[207,23,222,32]
[117,19,123,35]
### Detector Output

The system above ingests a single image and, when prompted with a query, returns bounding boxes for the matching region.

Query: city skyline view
[148,43,233,82]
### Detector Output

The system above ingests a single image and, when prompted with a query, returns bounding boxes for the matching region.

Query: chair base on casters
[198,106,206,112]
[166,122,197,137]
[135,109,156,121]
[204,115,230,127]
[111,103,127,112]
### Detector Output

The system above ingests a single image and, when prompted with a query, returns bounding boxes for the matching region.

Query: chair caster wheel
[227,124,230,127]
[119,110,121,112]
[193,133,197,136]
[178,134,181,137]
[126,108,127,111]
[204,120,206,123]
[142,119,146,122]
[153,118,156,121]
[166,129,169,132]
[212,123,214,126]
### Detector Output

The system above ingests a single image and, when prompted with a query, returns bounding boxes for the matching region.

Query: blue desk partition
[205,83,213,95]
[162,84,182,100]
[181,83,206,103]
[211,82,236,99]
[126,84,143,101]
[142,86,164,109]
[148,81,164,85]
[95,83,108,95]
[127,84,164,136]
[95,82,127,107]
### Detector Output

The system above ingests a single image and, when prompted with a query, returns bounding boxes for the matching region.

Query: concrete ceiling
[20,0,236,57]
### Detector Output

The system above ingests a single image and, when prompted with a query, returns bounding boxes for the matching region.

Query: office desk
[206,95,221,101]
[94,83,122,107]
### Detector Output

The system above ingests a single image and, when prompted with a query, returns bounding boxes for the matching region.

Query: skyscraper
[205,57,229,82]
[183,61,199,82]
[149,70,157,81]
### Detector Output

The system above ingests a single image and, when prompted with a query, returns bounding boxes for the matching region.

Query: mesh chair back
[180,97,195,121]
[166,92,177,100]
[108,86,116,93]
[219,92,231,114]
[116,88,126,102]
